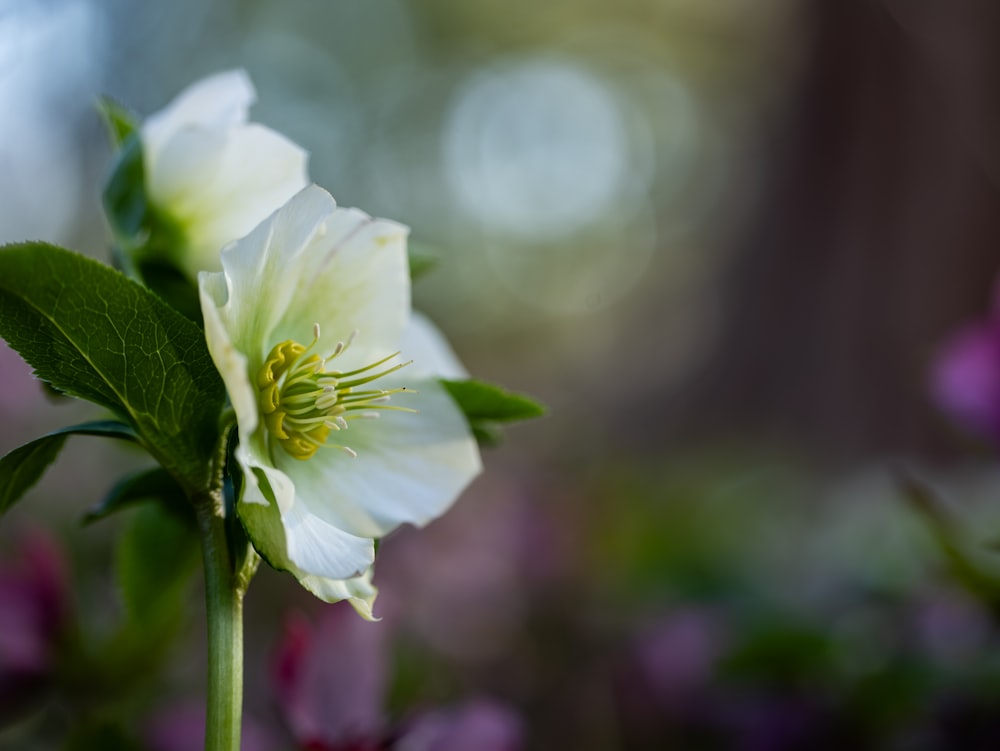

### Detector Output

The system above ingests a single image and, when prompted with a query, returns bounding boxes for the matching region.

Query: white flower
[142,70,309,279]
[198,185,482,617]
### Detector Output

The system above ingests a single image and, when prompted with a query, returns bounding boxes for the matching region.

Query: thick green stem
[195,491,244,751]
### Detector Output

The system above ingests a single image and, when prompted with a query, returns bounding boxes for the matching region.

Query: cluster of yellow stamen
[255,325,413,460]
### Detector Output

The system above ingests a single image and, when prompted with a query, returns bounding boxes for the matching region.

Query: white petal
[402,312,469,379]
[149,124,309,277]
[274,375,481,539]
[270,207,411,372]
[282,498,376,580]
[236,462,375,581]
[216,186,410,372]
[142,70,255,160]
[199,270,258,437]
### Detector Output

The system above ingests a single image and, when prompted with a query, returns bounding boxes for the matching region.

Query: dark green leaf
[82,466,188,525]
[441,378,546,422]
[408,243,440,281]
[96,96,139,148]
[0,243,226,490]
[471,423,504,447]
[103,134,147,244]
[0,421,137,517]
[116,502,199,626]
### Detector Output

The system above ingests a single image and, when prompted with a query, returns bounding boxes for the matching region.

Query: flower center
[255,326,412,460]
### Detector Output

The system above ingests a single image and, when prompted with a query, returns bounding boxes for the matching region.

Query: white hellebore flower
[199,185,482,618]
[142,69,308,279]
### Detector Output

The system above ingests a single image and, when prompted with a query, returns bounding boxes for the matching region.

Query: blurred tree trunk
[661,0,1000,462]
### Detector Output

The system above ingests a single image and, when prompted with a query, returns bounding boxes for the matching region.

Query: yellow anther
[254,331,412,462]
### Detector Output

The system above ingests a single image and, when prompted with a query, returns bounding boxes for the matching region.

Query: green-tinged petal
[211,185,410,373]
[238,464,375,581]
[140,69,309,279]
[147,125,307,278]
[297,568,378,620]
[273,374,481,539]
[200,271,258,437]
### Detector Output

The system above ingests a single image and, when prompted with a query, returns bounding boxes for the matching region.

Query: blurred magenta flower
[374,480,530,663]
[271,605,523,751]
[0,530,69,722]
[631,608,726,710]
[273,605,387,748]
[395,700,524,751]
[932,314,1000,442]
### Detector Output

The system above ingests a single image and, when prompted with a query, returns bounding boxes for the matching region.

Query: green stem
[195,489,245,751]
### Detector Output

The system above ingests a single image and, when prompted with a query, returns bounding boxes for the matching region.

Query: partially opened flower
[140,69,308,279]
[199,185,481,616]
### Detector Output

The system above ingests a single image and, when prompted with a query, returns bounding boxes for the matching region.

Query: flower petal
[149,124,308,277]
[213,185,410,372]
[273,375,481,539]
[237,463,375,581]
[295,569,379,620]
[402,312,469,379]
[199,271,258,437]
[142,70,255,162]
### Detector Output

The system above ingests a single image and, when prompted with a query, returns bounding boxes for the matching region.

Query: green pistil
[255,327,413,460]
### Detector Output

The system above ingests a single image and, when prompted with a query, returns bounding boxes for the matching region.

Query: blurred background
[5,0,1000,749]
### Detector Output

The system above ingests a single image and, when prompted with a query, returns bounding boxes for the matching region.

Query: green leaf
[471,423,504,447]
[116,501,199,626]
[82,466,188,525]
[898,469,1000,600]
[0,243,226,490]
[0,421,137,517]
[408,242,440,281]
[103,134,147,244]
[96,96,139,148]
[440,378,545,447]
[441,378,546,422]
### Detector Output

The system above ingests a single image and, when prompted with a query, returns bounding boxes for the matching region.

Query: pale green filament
[255,326,413,460]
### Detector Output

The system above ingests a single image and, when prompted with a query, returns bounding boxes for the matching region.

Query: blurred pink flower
[0,530,70,721]
[932,318,1000,442]
[374,479,530,663]
[395,700,524,751]
[633,608,726,708]
[271,605,524,751]
[272,604,388,749]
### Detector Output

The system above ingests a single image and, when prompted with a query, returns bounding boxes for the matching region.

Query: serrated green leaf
[441,378,546,422]
[82,466,188,525]
[96,96,139,148]
[0,243,226,490]
[408,243,440,281]
[116,502,199,626]
[0,421,137,517]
